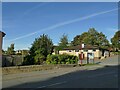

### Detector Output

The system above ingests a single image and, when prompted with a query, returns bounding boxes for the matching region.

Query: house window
[75,49,79,52]
[84,50,88,52]
[93,49,96,51]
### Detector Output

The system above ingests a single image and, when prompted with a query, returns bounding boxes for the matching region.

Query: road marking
[38,81,67,88]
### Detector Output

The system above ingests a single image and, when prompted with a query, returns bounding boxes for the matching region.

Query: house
[15,50,29,55]
[57,45,109,60]
[0,31,6,55]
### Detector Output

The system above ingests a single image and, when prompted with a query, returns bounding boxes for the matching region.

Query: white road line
[38,81,67,88]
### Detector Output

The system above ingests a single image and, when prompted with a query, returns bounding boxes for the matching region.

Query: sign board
[88,53,94,60]
[82,44,84,48]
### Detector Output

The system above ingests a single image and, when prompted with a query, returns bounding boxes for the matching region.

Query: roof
[62,45,100,50]
[0,31,6,37]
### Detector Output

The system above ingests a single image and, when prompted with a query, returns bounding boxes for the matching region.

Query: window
[75,49,79,52]
[84,50,88,52]
[93,49,96,51]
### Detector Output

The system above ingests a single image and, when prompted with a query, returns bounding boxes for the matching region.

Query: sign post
[79,43,84,66]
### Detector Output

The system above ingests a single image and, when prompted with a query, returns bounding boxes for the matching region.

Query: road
[2,55,119,89]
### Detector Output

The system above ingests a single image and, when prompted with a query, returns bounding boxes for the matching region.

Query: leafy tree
[96,32,109,49]
[34,49,46,64]
[22,50,29,56]
[27,34,53,64]
[59,34,68,47]
[7,44,15,55]
[2,49,5,55]
[71,35,81,46]
[57,34,69,50]
[71,28,109,49]
[111,30,120,51]
[23,55,34,65]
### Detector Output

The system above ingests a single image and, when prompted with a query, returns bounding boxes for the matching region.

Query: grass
[111,51,120,55]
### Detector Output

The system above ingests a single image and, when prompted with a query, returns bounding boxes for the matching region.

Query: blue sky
[2,2,118,50]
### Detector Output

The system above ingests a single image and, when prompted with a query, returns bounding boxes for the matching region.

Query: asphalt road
[2,55,119,89]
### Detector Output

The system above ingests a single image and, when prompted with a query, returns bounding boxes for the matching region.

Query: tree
[22,50,29,56]
[28,34,53,64]
[34,49,45,65]
[111,30,120,51]
[71,35,81,46]
[71,28,110,49]
[56,34,69,51]
[2,49,5,55]
[7,43,15,55]
[96,32,109,49]
[59,34,68,47]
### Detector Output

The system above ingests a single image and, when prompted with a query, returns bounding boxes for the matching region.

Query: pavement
[2,55,119,89]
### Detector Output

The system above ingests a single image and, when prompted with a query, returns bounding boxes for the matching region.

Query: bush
[46,54,78,64]
[22,55,34,65]
[34,54,45,65]
[46,54,59,64]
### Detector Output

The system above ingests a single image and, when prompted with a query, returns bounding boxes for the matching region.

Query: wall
[2,64,76,75]
[0,32,2,56]
[2,55,24,67]
[59,49,102,60]
[59,50,77,56]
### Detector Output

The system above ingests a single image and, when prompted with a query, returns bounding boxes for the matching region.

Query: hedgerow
[46,54,78,64]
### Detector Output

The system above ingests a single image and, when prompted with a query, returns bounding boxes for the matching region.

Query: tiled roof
[62,45,100,50]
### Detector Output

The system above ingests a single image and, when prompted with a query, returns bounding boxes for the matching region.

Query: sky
[2,2,118,50]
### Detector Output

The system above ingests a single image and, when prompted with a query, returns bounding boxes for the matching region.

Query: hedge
[46,54,78,64]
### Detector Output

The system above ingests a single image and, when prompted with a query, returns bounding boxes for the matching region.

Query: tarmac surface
[2,55,119,89]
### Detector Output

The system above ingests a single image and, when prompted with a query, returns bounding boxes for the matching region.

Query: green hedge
[111,51,120,55]
[46,54,78,64]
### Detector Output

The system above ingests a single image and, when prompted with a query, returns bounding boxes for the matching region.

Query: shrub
[22,55,34,65]
[46,54,59,64]
[34,54,45,65]
[46,54,78,64]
